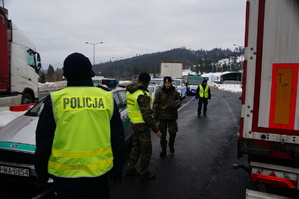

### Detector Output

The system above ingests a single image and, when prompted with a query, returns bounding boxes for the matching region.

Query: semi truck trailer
[160,62,183,79]
[0,6,41,107]
[236,0,299,198]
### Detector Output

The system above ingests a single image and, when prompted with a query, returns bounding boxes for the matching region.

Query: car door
[113,90,133,142]
[180,79,187,98]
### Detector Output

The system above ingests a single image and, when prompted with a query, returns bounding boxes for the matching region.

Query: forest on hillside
[92,47,244,79]
[39,47,244,82]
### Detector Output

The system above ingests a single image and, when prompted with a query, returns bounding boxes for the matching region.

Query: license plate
[0,165,30,177]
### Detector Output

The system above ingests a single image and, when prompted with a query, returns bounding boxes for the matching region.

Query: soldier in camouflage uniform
[125,72,162,180]
[153,76,181,157]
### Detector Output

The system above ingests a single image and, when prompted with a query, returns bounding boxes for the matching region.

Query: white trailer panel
[160,62,183,79]
[241,0,299,141]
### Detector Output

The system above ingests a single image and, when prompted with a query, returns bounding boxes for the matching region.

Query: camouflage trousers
[126,127,152,175]
[158,119,178,148]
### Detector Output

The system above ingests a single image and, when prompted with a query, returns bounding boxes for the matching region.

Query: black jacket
[34,79,126,183]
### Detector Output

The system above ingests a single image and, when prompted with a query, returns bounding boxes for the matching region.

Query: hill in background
[92,47,244,79]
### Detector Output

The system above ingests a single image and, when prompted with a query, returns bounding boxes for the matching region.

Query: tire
[21,93,33,104]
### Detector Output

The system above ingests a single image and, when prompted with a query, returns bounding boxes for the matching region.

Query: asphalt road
[39,92,50,100]
[110,88,257,199]
[0,88,260,199]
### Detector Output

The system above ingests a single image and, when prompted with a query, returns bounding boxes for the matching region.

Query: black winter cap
[163,76,172,83]
[63,52,95,80]
[138,72,151,83]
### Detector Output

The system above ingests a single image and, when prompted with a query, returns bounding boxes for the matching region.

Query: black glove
[110,172,123,184]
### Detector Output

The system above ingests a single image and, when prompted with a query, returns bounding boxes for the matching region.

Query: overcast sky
[4,0,246,69]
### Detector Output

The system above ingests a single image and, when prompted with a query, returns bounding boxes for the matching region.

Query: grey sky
[4,0,246,69]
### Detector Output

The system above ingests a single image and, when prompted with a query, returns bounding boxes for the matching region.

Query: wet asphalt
[110,88,256,199]
[0,88,259,199]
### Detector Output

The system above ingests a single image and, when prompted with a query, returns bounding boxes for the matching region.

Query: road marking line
[178,96,196,111]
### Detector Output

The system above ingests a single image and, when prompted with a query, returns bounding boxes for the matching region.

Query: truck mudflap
[246,189,292,199]
[250,161,299,190]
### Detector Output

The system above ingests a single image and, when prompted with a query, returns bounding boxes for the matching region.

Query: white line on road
[178,96,196,111]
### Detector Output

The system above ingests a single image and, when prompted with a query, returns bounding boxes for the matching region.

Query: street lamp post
[85,41,103,65]
[112,57,122,79]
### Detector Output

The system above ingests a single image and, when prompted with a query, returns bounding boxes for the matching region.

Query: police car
[173,78,187,99]
[150,78,186,99]
[150,78,164,86]
[0,87,133,184]
[147,84,162,102]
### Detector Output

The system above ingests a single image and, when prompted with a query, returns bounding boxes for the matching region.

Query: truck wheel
[21,93,33,104]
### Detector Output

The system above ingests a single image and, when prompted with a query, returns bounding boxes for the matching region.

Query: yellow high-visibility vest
[49,87,114,178]
[126,90,151,124]
[199,85,209,98]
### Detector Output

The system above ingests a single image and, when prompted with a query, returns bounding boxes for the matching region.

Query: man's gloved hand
[110,172,123,184]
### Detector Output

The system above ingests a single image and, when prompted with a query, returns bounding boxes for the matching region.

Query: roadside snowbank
[209,82,242,93]
[39,81,67,92]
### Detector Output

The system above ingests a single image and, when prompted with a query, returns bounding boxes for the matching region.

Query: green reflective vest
[126,90,151,124]
[199,85,209,98]
[49,87,114,178]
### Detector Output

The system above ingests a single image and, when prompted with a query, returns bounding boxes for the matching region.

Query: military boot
[160,146,167,157]
[160,139,167,157]
[139,171,156,180]
[169,134,176,154]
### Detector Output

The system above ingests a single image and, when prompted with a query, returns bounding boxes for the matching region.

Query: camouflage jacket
[126,81,159,133]
[153,85,181,120]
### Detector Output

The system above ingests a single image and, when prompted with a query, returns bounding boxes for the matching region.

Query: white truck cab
[0,6,41,107]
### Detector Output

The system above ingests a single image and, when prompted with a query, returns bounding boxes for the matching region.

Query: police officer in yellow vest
[195,79,211,117]
[34,52,126,199]
[125,72,162,180]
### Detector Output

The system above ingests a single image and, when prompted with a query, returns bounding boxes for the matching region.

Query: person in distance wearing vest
[125,72,162,180]
[195,79,211,117]
[34,52,126,199]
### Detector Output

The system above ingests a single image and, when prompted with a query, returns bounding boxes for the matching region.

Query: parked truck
[186,75,204,96]
[236,0,299,198]
[0,6,41,107]
[160,62,183,79]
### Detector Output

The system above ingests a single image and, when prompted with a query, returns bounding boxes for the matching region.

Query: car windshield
[174,80,181,86]
[25,99,45,117]
[148,86,154,94]
[150,79,163,86]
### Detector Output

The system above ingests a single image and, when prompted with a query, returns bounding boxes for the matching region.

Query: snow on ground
[0,81,242,128]
[208,81,242,93]
[39,81,67,92]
